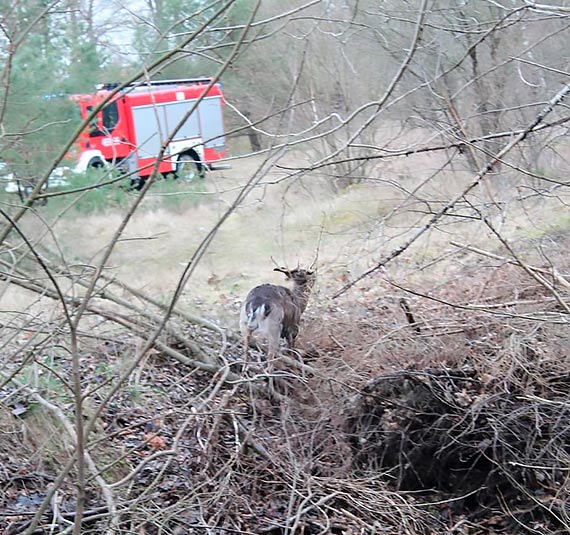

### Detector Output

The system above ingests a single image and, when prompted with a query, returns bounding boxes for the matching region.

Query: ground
[1,149,570,533]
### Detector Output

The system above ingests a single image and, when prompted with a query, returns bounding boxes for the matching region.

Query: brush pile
[340,289,570,532]
[3,236,570,533]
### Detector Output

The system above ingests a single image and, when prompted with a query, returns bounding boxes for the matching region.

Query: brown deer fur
[240,267,315,360]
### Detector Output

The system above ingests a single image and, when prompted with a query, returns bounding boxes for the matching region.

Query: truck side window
[102,102,119,132]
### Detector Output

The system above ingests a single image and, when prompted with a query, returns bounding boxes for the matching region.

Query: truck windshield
[85,105,102,137]
[102,102,119,132]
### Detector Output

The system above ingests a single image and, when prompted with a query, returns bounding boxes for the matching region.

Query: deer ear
[274,267,293,278]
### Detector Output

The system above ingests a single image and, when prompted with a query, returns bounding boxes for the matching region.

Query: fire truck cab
[70,78,227,184]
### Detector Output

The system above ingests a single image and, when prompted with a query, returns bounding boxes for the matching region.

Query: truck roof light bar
[96,78,213,92]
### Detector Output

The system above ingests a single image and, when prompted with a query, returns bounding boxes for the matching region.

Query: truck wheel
[130,177,146,191]
[176,154,205,182]
[88,158,105,169]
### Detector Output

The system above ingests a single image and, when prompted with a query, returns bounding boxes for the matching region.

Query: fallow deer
[240,267,315,361]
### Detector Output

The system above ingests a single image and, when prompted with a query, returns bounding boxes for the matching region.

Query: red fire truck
[69,78,228,186]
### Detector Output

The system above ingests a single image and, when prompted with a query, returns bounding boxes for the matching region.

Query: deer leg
[243,332,250,364]
[286,333,295,351]
[285,325,299,354]
[264,323,282,387]
[267,337,278,365]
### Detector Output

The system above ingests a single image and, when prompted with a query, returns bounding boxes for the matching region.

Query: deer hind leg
[266,334,279,368]
[239,306,251,366]
[243,331,250,364]
[260,320,283,395]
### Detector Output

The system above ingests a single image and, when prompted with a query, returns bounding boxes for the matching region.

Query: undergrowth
[2,198,570,534]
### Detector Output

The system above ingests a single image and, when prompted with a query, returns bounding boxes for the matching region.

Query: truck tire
[176,153,205,182]
[88,157,105,169]
[130,177,146,191]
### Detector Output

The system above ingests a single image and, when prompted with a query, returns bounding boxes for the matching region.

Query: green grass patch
[0,168,212,216]
[15,358,70,409]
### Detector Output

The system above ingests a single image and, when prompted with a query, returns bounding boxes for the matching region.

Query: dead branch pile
[4,230,570,533]
[1,344,443,535]
[344,361,570,533]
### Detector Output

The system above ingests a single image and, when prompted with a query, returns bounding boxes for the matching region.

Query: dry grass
[4,143,569,314]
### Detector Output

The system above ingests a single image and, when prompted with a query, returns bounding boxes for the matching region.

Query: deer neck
[293,284,312,314]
